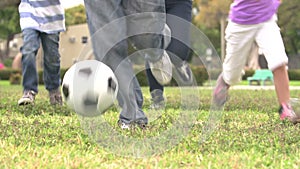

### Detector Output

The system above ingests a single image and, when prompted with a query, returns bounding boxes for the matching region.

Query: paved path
[201,85,300,90]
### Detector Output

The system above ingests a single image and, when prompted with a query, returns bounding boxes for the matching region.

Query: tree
[0,0,19,9]
[192,0,231,59]
[278,1,300,55]
[0,6,20,61]
[193,0,231,28]
[0,7,20,39]
[65,5,87,26]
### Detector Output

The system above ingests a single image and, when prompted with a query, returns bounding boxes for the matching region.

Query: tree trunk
[0,0,20,9]
[220,16,226,62]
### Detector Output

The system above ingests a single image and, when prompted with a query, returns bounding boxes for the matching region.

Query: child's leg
[256,15,297,121]
[273,65,290,105]
[213,21,257,106]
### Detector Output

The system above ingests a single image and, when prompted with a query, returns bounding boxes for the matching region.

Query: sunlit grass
[0,81,300,168]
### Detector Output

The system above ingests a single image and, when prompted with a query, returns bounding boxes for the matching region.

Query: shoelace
[178,63,190,80]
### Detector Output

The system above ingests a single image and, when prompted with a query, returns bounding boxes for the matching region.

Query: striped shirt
[19,0,65,33]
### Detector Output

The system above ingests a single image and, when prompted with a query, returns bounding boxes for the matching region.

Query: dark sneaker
[148,51,172,85]
[49,88,63,105]
[150,89,165,109]
[136,121,147,130]
[150,100,165,110]
[213,73,229,106]
[173,61,193,86]
[18,90,36,105]
[117,120,147,130]
[279,103,298,123]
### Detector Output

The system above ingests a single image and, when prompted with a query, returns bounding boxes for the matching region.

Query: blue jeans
[21,29,61,93]
[146,0,192,93]
[84,0,166,124]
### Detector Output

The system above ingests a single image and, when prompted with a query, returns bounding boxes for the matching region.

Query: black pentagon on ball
[83,96,98,106]
[78,67,92,78]
[62,84,69,99]
[108,77,117,92]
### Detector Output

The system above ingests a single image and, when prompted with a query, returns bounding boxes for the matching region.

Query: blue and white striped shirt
[19,0,65,33]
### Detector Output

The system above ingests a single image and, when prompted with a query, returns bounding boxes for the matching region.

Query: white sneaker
[148,51,172,85]
[173,61,193,86]
[18,90,36,105]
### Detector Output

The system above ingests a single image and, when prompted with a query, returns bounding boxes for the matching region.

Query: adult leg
[84,0,147,124]
[145,0,193,106]
[124,0,167,62]
[165,0,192,65]
[124,0,173,85]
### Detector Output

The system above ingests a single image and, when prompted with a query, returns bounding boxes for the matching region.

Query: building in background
[9,23,92,69]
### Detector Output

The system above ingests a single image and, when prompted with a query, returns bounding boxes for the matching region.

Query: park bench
[247,69,274,86]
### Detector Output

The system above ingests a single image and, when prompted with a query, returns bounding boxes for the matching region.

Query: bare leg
[273,65,290,104]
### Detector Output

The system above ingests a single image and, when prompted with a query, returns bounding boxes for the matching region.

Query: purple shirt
[229,0,280,25]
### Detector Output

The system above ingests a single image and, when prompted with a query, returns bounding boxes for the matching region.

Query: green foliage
[0,6,20,39]
[0,68,21,80]
[242,69,255,80]
[3,58,13,67]
[0,4,87,39]
[9,72,21,85]
[191,65,209,85]
[65,5,87,26]
[278,2,300,55]
[288,69,300,80]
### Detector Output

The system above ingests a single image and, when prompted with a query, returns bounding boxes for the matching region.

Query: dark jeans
[146,0,192,93]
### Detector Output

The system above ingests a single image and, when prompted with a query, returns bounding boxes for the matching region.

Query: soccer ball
[62,60,118,117]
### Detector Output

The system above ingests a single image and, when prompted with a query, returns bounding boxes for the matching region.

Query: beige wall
[59,23,93,68]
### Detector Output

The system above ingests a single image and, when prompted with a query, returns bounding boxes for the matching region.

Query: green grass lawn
[0,81,300,168]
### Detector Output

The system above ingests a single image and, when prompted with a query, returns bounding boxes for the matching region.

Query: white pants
[223,15,288,85]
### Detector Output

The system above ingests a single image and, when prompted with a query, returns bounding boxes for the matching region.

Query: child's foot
[279,103,298,123]
[213,73,229,106]
[18,90,36,105]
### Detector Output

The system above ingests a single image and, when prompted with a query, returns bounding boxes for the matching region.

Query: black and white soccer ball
[62,60,118,117]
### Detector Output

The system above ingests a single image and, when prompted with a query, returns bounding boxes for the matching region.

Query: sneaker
[278,103,297,123]
[150,100,165,110]
[49,88,63,105]
[173,61,193,86]
[18,90,36,105]
[136,121,147,130]
[213,73,229,106]
[150,89,165,109]
[118,120,131,130]
[117,120,147,130]
[148,51,172,85]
